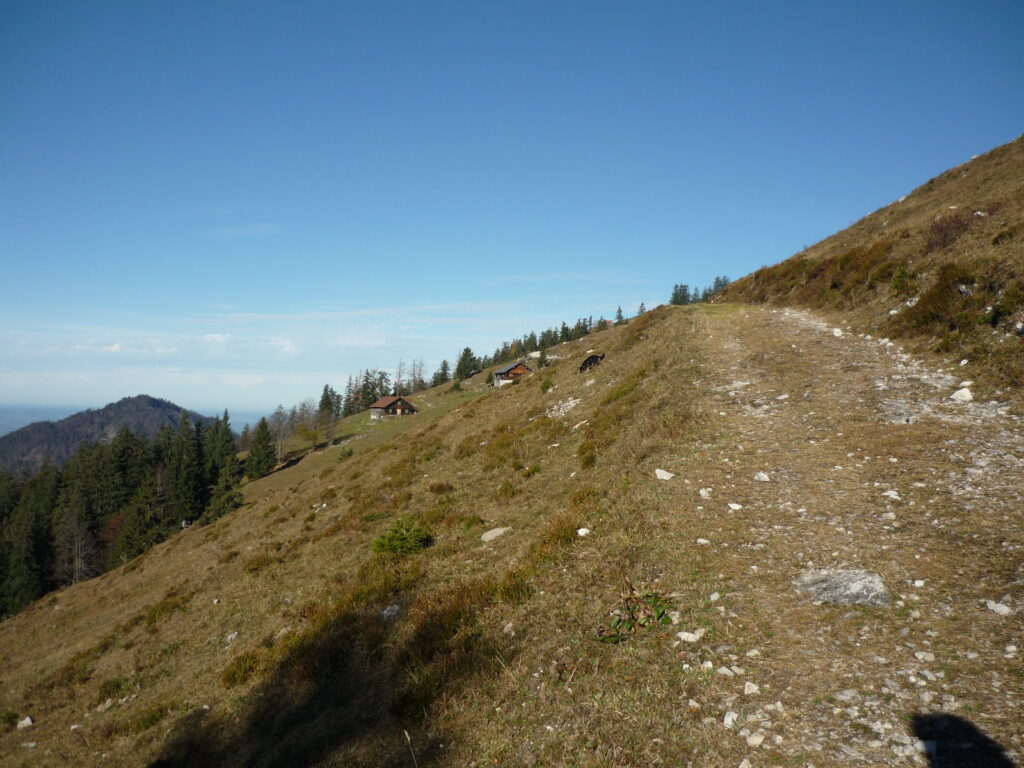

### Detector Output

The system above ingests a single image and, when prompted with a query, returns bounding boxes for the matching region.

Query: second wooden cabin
[493,361,533,387]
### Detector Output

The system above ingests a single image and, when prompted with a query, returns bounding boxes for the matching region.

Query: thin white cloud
[200,333,231,343]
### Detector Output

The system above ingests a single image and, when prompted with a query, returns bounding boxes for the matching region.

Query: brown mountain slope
[721,134,1024,398]
[1,306,1021,767]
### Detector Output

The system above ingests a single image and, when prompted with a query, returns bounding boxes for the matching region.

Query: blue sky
[2,1,1022,416]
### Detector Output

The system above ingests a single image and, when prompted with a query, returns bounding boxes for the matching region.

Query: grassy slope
[0,308,709,766]
[720,134,1024,400]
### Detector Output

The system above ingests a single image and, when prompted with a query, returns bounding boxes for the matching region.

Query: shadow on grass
[151,574,505,768]
[912,713,1018,768]
[150,613,423,767]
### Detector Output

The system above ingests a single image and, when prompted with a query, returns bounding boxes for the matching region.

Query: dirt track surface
[681,305,1023,765]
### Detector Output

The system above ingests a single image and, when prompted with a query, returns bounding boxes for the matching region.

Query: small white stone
[753,471,770,482]
[225,631,239,643]
[882,490,901,500]
[677,628,706,643]
[696,538,711,545]
[744,681,760,695]
[576,528,591,537]
[655,468,675,480]
[70,724,82,731]
[738,760,752,768]
[986,600,1013,616]
[832,328,843,337]
[709,592,720,602]
[747,732,765,747]
[959,380,973,387]
[915,651,935,662]
[913,579,925,587]
[728,503,743,511]
[17,716,33,730]
[723,711,738,729]
[775,393,789,400]
[716,666,735,677]
[960,359,969,366]
[950,388,973,403]
[699,487,712,499]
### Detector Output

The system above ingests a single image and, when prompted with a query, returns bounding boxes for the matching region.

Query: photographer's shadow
[912,713,1018,768]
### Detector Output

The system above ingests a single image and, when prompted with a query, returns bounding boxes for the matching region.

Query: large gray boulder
[793,569,890,606]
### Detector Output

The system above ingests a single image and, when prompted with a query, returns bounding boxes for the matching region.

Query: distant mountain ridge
[0,395,213,473]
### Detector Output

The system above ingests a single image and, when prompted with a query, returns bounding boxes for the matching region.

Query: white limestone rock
[950,388,973,402]
[481,527,512,543]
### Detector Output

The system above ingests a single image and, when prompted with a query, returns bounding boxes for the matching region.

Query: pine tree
[638,302,646,314]
[246,418,276,479]
[538,348,549,367]
[2,464,59,612]
[168,414,203,524]
[454,347,478,381]
[614,306,625,325]
[238,423,251,451]
[318,385,341,446]
[203,464,243,524]
[431,360,451,388]
[108,476,173,566]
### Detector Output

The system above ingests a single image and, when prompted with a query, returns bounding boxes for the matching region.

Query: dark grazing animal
[579,353,605,373]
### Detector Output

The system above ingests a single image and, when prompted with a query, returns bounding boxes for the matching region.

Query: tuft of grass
[222,650,265,688]
[144,589,192,628]
[101,702,173,738]
[493,480,518,500]
[243,554,281,575]
[1,711,17,732]
[97,676,134,702]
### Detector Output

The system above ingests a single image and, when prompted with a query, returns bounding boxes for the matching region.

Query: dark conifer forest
[0,412,242,616]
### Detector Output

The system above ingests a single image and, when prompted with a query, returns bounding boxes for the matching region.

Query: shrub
[371,517,433,555]
[891,266,916,295]
[540,375,554,393]
[923,213,972,253]
[1,711,17,732]
[428,481,455,494]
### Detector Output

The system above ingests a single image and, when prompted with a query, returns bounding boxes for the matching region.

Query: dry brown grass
[722,134,1024,401]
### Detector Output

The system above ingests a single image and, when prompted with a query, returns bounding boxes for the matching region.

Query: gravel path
[685,305,1023,766]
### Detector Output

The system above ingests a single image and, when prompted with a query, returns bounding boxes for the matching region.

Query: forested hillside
[0,412,242,616]
[0,395,214,473]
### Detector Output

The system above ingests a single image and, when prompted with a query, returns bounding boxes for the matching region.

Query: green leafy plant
[595,583,675,643]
